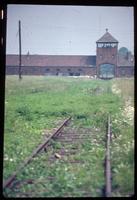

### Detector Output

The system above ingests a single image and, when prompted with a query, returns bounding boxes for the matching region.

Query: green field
[3,76,134,197]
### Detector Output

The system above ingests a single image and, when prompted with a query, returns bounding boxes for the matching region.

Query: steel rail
[3,117,71,189]
[105,115,112,197]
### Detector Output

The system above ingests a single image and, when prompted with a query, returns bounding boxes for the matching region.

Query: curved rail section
[3,117,71,189]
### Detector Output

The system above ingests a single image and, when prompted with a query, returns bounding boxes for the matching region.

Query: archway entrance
[99,64,115,79]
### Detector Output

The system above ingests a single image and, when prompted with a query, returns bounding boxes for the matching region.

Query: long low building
[6,55,97,76]
[6,29,134,78]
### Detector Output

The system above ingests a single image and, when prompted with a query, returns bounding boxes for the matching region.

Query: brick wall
[6,65,134,77]
[6,66,97,76]
[117,66,134,77]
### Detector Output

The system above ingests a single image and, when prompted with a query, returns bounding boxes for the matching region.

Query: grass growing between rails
[3,76,134,197]
[4,123,106,197]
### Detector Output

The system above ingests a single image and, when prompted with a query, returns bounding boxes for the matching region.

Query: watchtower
[96,29,118,78]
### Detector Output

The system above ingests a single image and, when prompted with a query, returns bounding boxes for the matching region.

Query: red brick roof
[6,55,96,67]
[96,31,118,43]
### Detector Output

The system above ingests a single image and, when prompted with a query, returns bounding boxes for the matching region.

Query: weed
[3,76,134,197]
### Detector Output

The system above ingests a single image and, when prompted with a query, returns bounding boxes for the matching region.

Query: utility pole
[18,20,22,80]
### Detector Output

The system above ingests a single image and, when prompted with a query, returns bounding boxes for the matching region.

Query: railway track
[3,116,112,197]
[3,117,71,189]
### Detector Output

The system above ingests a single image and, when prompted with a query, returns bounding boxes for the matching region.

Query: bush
[16,105,33,121]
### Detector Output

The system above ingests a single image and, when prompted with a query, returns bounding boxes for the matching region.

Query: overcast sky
[6,5,134,55]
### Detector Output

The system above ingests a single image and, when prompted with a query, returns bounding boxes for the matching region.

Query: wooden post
[18,20,22,80]
[105,115,112,197]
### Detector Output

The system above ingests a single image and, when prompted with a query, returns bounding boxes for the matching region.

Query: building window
[56,69,60,71]
[100,55,102,59]
[102,43,112,48]
[78,69,82,71]
[97,43,104,48]
[106,43,111,47]
[46,68,50,72]
[68,69,71,71]
[69,72,73,76]
[75,72,80,76]
[97,43,117,48]
[121,69,125,76]
[111,43,117,48]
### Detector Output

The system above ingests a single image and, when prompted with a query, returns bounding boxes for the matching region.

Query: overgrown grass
[112,78,134,105]
[110,77,134,197]
[3,76,134,197]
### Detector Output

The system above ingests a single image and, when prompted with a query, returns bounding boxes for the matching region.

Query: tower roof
[96,29,118,43]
